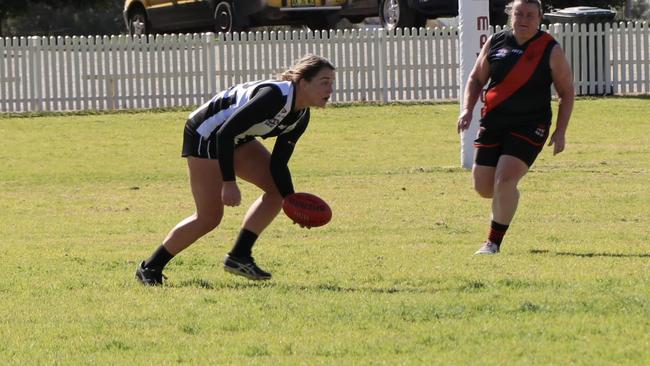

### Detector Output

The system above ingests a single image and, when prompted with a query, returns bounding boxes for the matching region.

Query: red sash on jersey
[481,32,554,118]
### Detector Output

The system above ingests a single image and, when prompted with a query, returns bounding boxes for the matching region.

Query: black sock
[488,220,510,247]
[143,245,174,270]
[229,229,258,258]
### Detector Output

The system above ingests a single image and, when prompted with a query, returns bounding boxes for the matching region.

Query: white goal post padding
[458,0,491,169]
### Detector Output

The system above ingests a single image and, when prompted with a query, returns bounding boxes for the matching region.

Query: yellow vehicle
[123,0,350,35]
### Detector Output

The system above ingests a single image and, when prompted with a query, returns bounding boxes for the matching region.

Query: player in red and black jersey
[457,0,574,254]
[136,55,336,284]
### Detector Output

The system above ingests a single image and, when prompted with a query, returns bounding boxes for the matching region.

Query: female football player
[457,0,574,254]
[136,54,336,284]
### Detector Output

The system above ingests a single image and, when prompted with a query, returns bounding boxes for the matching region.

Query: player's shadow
[170,278,438,294]
[169,278,260,290]
[285,283,438,295]
[530,249,650,258]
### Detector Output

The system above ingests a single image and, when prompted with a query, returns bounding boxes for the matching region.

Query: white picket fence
[0,22,648,113]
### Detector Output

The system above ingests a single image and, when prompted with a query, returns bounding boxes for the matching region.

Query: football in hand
[282,192,332,228]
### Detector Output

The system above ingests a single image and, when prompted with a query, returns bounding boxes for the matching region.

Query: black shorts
[181,120,254,159]
[474,122,550,167]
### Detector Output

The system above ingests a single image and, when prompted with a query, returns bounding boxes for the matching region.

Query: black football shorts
[474,122,550,167]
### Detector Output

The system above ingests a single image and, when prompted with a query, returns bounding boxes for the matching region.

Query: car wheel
[214,1,241,33]
[379,0,426,31]
[128,7,149,36]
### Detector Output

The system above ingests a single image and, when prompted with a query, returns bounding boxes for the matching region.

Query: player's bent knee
[264,192,284,208]
[475,185,493,198]
[494,175,520,191]
[473,180,494,198]
[195,215,222,233]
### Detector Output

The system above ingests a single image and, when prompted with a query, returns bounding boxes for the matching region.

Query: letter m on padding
[477,16,489,30]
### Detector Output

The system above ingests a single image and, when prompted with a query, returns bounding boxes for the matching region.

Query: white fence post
[604,22,613,95]
[19,37,28,112]
[641,21,650,94]
[28,36,42,112]
[377,28,387,103]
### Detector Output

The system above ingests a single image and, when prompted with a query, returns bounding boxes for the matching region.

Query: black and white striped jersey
[184,80,310,197]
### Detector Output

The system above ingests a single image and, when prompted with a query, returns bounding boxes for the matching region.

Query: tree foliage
[1,0,123,36]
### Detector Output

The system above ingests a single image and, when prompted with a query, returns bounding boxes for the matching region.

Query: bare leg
[220,141,282,280]
[162,157,224,255]
[233,140,284,235]
[491,155,529,225]
[473,164,497,199]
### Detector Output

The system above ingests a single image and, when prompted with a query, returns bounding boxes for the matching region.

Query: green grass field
[1,98,649,365]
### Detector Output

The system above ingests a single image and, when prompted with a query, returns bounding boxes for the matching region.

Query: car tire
[128,7,150,36]
[379,0,426,31]
[214,1,242,33]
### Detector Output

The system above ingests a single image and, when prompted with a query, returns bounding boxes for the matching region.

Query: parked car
[340,0,509,30]
[123,0,350,35]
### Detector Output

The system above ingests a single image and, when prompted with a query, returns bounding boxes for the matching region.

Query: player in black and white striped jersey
[136,54,336,284]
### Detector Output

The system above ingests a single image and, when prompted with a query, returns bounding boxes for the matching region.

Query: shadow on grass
[169,277,439,294]
[385,166,466,175]
[293,283,439,295]
[530,249,650,258]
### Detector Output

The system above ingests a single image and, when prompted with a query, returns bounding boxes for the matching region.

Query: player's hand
[548,131,566,155]
[457,110,472,133]
[221,181,241,206]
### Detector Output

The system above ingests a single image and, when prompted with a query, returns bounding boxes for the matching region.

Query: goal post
[458,0,490,169]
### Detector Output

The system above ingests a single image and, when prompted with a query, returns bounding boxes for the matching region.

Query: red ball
[282,192,332,228]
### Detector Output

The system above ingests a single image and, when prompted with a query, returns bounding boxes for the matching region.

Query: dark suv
[341,0,509,30]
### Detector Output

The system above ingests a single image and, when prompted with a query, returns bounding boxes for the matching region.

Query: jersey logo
[495,48,510,58]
